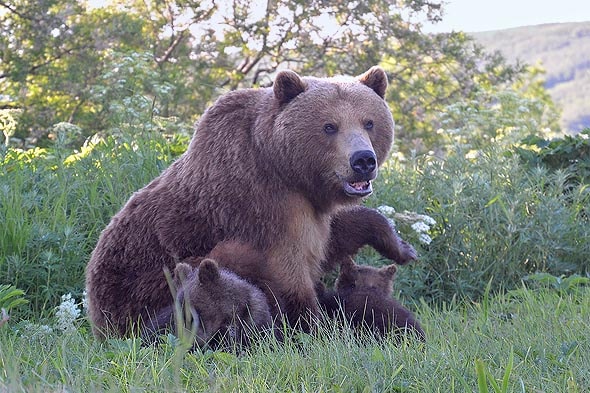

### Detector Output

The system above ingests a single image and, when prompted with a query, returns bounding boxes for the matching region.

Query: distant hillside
[473,22,590,134]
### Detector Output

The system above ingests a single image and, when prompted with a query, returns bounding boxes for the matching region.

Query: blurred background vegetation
[474,22,590,134]
[0,0,588,318]
[1,0,562,152]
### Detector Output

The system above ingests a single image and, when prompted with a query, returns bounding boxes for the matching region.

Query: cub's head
[173,259,271,348]
[335,257,397,298]
[263,67,394,210]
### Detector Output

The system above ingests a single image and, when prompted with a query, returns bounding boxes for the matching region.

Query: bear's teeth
[352,181,370,190]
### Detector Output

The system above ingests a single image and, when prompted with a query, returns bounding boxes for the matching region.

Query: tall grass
[0,130,187,317]
[1,126,588,391]
[1,286,588,392]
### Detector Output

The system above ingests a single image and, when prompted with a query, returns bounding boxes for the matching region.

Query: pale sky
[424,0,590,33]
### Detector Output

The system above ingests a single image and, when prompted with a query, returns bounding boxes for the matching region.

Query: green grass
[1,286,587,392]
[0,131,186,316]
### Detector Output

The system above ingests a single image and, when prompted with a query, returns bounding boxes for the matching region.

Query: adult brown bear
[85,66,416,337]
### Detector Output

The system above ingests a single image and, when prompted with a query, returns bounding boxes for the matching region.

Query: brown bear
[86,66,417,337]
[318,257,425,341]
[143,258,273,349]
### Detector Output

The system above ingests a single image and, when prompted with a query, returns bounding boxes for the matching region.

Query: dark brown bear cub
[144,259,272,349]
[320,258,425,341]
[189,240,286,320]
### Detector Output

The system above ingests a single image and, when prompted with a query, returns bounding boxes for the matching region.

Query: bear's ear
[339,256,355,271]
[198,258,220,285]
[380,264,397,279]
[357,66,388,99]
[173,263,194,287]
[274,70,306,105]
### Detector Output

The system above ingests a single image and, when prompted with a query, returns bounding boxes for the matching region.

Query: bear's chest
[267,195,331,283]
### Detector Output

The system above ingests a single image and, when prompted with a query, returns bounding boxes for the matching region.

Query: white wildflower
[81,290,88,313]
[417,214,436,226]
[17,321,53,339]
[55,293,81,333]
[411,221,430,233]
[377,205,396,217]
[418,233,432,245]
[38,324,54,334]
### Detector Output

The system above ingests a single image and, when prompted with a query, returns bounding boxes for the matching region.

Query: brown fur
[321,258,425,341]
[144,259,272,349]
[184,240,286,320]
[86,66,406,337]
[324,205,417,272]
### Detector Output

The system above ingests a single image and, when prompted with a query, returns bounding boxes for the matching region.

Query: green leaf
[0,284,28,311]
[475,359,489,393]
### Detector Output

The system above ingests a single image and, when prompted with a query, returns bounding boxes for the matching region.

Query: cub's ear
[380,264,397,279]
[339,256,356,271]
[274,70,306,104]
[198,258,220,284]
[173,263,194,287]
[357,66,388,98]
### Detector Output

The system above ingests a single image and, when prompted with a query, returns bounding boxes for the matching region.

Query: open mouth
[344,180,373,197]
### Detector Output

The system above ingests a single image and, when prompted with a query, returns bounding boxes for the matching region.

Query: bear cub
[144,258,272,349]
[319,257,425,341]
[188,240,286,319]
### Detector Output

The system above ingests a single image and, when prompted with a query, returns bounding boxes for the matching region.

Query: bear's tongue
[350,181,370,191]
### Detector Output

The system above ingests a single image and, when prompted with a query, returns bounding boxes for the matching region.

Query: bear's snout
[350,150,377,175]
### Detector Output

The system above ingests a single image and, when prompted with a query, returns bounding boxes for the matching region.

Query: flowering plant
[377,205,436,245]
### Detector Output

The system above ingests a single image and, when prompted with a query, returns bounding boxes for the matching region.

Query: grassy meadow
[0,128,589,392]
[0,287,588,392]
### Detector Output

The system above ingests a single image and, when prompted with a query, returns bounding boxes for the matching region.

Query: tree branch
[155,30,187,65]
[0,1,31,20]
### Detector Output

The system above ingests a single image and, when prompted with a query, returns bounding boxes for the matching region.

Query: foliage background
[474,21,590,133]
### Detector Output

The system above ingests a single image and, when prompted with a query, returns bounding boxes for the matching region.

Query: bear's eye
[364,120,374,131]
[323,123,338,134]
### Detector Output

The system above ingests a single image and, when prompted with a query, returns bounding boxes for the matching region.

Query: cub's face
[335,258,397,298]
[174,260,271,348]
[268,67,394,209]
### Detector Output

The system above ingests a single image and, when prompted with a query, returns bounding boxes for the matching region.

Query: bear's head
[260,66,394,210]
[335,257,397,298]
[173,259,272,348]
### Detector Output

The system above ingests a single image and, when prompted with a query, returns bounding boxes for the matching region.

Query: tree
[1,0,553,154]
[0,0,150,144]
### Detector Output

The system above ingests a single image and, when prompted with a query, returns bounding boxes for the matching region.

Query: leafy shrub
[515,128,590,185]
[369,144,590,304]
[0,129,188,317]
[2,121,589,316]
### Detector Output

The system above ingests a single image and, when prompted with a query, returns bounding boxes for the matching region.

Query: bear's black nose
[350,150,377,175]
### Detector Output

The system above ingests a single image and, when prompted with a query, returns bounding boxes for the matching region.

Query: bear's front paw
[395,240,418,265]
